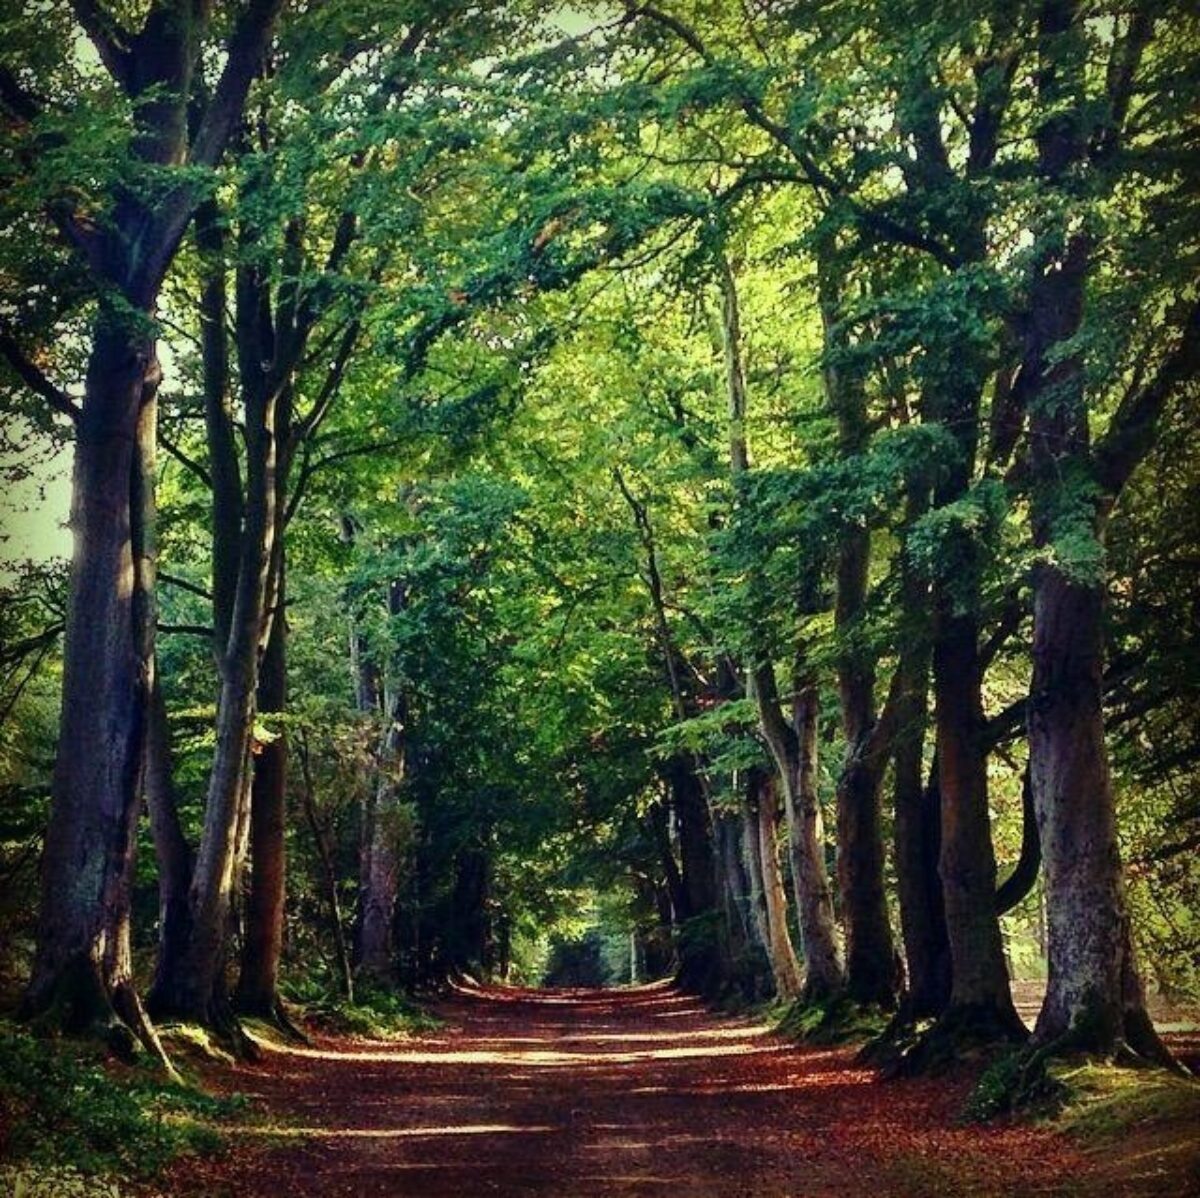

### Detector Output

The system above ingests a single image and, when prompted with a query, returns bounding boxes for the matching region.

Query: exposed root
[858,1008,928,1071]
[23,956,175,1073]
[892,1001,1028,1076]
[777,993,889,1046]
[236,994,311,1045]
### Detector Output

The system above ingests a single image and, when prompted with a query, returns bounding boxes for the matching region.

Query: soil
[153,982,1198,1197]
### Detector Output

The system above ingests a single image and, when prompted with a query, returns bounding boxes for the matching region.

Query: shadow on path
[164,981,1095,1197]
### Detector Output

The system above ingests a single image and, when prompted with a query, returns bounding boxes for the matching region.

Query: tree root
[777,993,890,1046]
[858,1007,930,1071]
[236,993,311,1045]
[890,1001,1029,1077]
[23,956,176,1074]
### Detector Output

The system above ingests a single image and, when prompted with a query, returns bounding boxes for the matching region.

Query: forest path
[168,982,1107,1197]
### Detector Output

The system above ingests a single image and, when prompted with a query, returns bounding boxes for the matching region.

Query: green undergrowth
[1054,1061,1200,1140]
[774,995,889,1045]
[964,1050,1200,1128]
[282,979,442,1040]
[0,1021,246,1185]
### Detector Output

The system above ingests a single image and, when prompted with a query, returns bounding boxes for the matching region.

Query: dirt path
[164,983,1128,1197]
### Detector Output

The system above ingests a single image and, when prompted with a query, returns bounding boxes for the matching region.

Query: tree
[3,0,282,1052]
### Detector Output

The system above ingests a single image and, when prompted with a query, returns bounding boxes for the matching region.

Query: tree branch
[0,328,79,423]
[0,66,43,121]
[157,622,213,639]
[159,429,213,488]
[159,571,212,601]
[1095,301,1200,496]
[133,0,285,300]
[69,0,133,90]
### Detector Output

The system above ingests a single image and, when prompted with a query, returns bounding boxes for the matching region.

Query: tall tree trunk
[714,805,767,993]
[236,366,295,1023]
[932,602,1022,1038]
[753,667,845,1003]
[25,316,164,1059]
[741,789,773,961]
[235,566,288,1017]
[668,757,724,993]
[146,676,193,1016]
[751,771,803,1000]
[894,749,951,1021]
[891,495,950,1020]
[1022,0,1168,1064]
[816,236,898,1010]
[357,637,407,984]
[23,0,279,1051]
[716,253,834,1002]
[168,364,278,1025]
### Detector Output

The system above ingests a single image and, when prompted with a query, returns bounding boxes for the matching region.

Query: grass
[0,1021,246,1184]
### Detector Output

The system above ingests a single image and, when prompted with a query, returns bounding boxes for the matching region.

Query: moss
[1054,1062,1200,1140]
[0,1021,246,1182]
[776,994,889,1045]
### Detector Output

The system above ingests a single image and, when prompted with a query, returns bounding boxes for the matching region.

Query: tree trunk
[895,749,951,1021]
[933,606,1023,1038]
[357,681,406,983]
[754,668,844,1002]
[751,771,803,1000]
[165,379,278,1025]
[25,317,164,1059]
[1021,0,1167,1065]
[741,790,773,961]
[1029,561,1167,1060]
[235,568,288,1017]
[146,676,193,1016]
[818,234,898,1010]
[891,503,951,1021]
[668,757,725,994]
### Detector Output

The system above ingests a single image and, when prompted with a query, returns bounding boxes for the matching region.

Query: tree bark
[891,494,951,1021]
[25,316,164,1059]
[24,0,282,1051]
[817,234,898,1010]
[145,676,193,1016]
[1022,0,1168,1064]
[668,757,725,993]
[751,770,803,1000]
[752,667,845,1002]
[235,566,288,1017]
[152,218,282,1028]
[933,603,1022,1036]
[741,789,773,961]
[716,254,837,1003]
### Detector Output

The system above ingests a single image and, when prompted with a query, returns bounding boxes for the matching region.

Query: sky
[1,439,71,572]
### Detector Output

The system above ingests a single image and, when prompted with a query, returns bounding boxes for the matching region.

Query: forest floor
[151,981,1200,1198]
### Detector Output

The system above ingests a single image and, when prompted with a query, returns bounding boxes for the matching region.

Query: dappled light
[2,1,1198,1195]
[154,985,1099,1195]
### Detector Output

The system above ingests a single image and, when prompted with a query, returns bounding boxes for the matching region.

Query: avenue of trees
[1,0,1197,1089]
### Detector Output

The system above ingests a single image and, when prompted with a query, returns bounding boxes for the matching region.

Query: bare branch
[0,327,79,423]
[1095,301,1200,496]
[69,0,133,89]
[159,429,213,488]
[157,621,213,639]
[159,571,212,601]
